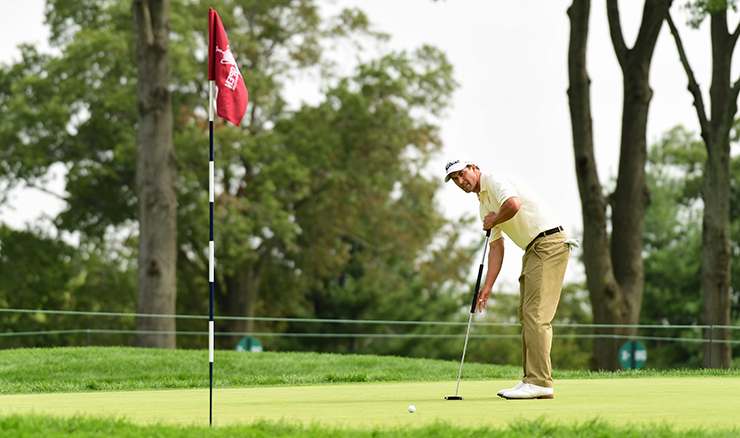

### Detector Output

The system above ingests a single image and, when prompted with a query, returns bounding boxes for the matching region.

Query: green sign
[235,337,263,353]
[619,340,647,369]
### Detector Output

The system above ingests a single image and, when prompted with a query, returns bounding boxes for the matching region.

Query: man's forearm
[483,197,521,230]
[491,197,521,228]
[484,239,505,289]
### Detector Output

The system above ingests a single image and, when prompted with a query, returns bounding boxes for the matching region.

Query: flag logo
[215,46,241,91]
[215,45,238,67]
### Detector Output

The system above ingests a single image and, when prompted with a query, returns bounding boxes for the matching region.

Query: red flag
[208,9,248,126]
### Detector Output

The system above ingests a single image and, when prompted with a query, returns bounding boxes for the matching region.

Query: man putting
[444,158,572,400]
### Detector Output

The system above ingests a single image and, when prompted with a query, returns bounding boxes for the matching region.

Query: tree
[567,0,672,370]
[665,0,738,368]
[131,0,178,348]
[0,0,177,348]
[0,0,470,353]
[203,44,461,349]
[278,87,473,354]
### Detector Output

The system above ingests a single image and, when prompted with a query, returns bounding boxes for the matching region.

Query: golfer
[444,158,572,400]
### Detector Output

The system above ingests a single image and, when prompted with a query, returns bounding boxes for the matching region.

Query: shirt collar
[476,172,487,200]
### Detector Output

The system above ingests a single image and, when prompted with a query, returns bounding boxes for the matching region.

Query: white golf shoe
[501,382,554,399]
[497,381,524,398]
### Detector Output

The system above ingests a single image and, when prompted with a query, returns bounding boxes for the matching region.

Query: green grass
[0,347,514,394]
[1,415,736,438]
[1,347,739,395]
[2,348,740,437]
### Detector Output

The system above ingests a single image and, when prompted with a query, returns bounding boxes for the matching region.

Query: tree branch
[23,182,67,201]
[719,77,740,143]
[632,0,672,62]
[606,0,628,68]
[731,17,740,49]
[666,11,711,138]
[341,232,393,253]
[141,1,155,46]
[132,0,155,46]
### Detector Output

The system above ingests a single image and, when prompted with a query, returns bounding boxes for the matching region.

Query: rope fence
[1,308,737,330]
[2,328,739,343]
[1,308,738,368]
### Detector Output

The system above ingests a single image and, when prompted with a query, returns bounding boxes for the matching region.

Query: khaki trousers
[518,231,569,388]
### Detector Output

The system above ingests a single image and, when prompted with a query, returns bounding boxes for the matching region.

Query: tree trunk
[598,0,670,370]
[567,0,669,370]
[217,259,263,349]
[667,7,736,369]
[606,56,653,354]
[702,134,732,368]
[132,0,178,349]
[567,0,620,371]
[701,12,734,368]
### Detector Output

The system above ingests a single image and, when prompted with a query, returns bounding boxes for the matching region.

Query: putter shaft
[452,312,475,397]
[447,229,491,400]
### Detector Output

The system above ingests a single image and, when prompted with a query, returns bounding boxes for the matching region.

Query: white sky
[0,0,734,289]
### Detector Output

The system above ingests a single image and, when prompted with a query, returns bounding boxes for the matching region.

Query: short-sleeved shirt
[477,172,560,250]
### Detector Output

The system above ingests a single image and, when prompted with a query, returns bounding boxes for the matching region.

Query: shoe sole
[502,394,553,400]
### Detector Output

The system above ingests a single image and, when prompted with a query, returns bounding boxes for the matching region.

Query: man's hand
[483,211,497,230]
[476,284,493,313]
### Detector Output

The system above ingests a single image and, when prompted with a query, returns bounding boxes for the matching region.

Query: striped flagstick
[207,8,249,425]
[208,80,215,425]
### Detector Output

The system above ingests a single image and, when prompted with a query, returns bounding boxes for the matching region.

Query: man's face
[449,165,478,193]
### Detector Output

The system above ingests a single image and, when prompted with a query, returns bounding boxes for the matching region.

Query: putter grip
[468,229,491,314]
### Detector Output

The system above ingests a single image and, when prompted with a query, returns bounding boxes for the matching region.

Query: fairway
[2,377,740,430]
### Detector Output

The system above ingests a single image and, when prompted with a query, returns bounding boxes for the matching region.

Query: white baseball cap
[444,158,473,182]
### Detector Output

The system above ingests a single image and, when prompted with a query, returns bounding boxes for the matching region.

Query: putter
[445,229,491,401]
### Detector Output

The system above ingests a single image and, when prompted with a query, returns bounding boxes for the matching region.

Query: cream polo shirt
[477,172,560,250]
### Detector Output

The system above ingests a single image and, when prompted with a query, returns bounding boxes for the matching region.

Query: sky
[0,0,735,290]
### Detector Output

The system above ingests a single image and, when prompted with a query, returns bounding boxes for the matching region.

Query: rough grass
[1,347,739,395]
[0,415,736,438]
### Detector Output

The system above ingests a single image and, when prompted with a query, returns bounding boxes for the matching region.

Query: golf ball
[408,405,416,413]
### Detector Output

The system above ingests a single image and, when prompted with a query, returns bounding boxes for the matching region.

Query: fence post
[708,325,714,369]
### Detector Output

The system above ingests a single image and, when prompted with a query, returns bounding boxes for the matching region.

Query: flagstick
[208,79,215,426]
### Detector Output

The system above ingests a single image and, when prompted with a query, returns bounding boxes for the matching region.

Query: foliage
[685,0,738,27]
[0,0,138,236]
[641,125,740,368]
[0,0,472,356]
[642,127,705,368]
[0,226,136,348]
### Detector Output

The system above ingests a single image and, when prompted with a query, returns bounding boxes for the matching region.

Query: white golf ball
[408,405,416,413]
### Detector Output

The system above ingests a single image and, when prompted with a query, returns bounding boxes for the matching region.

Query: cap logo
[445,160,460,172]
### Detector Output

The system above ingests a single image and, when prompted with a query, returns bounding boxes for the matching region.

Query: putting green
[2,378,739,430]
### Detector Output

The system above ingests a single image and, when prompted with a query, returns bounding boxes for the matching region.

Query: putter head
[444,396,464,400]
